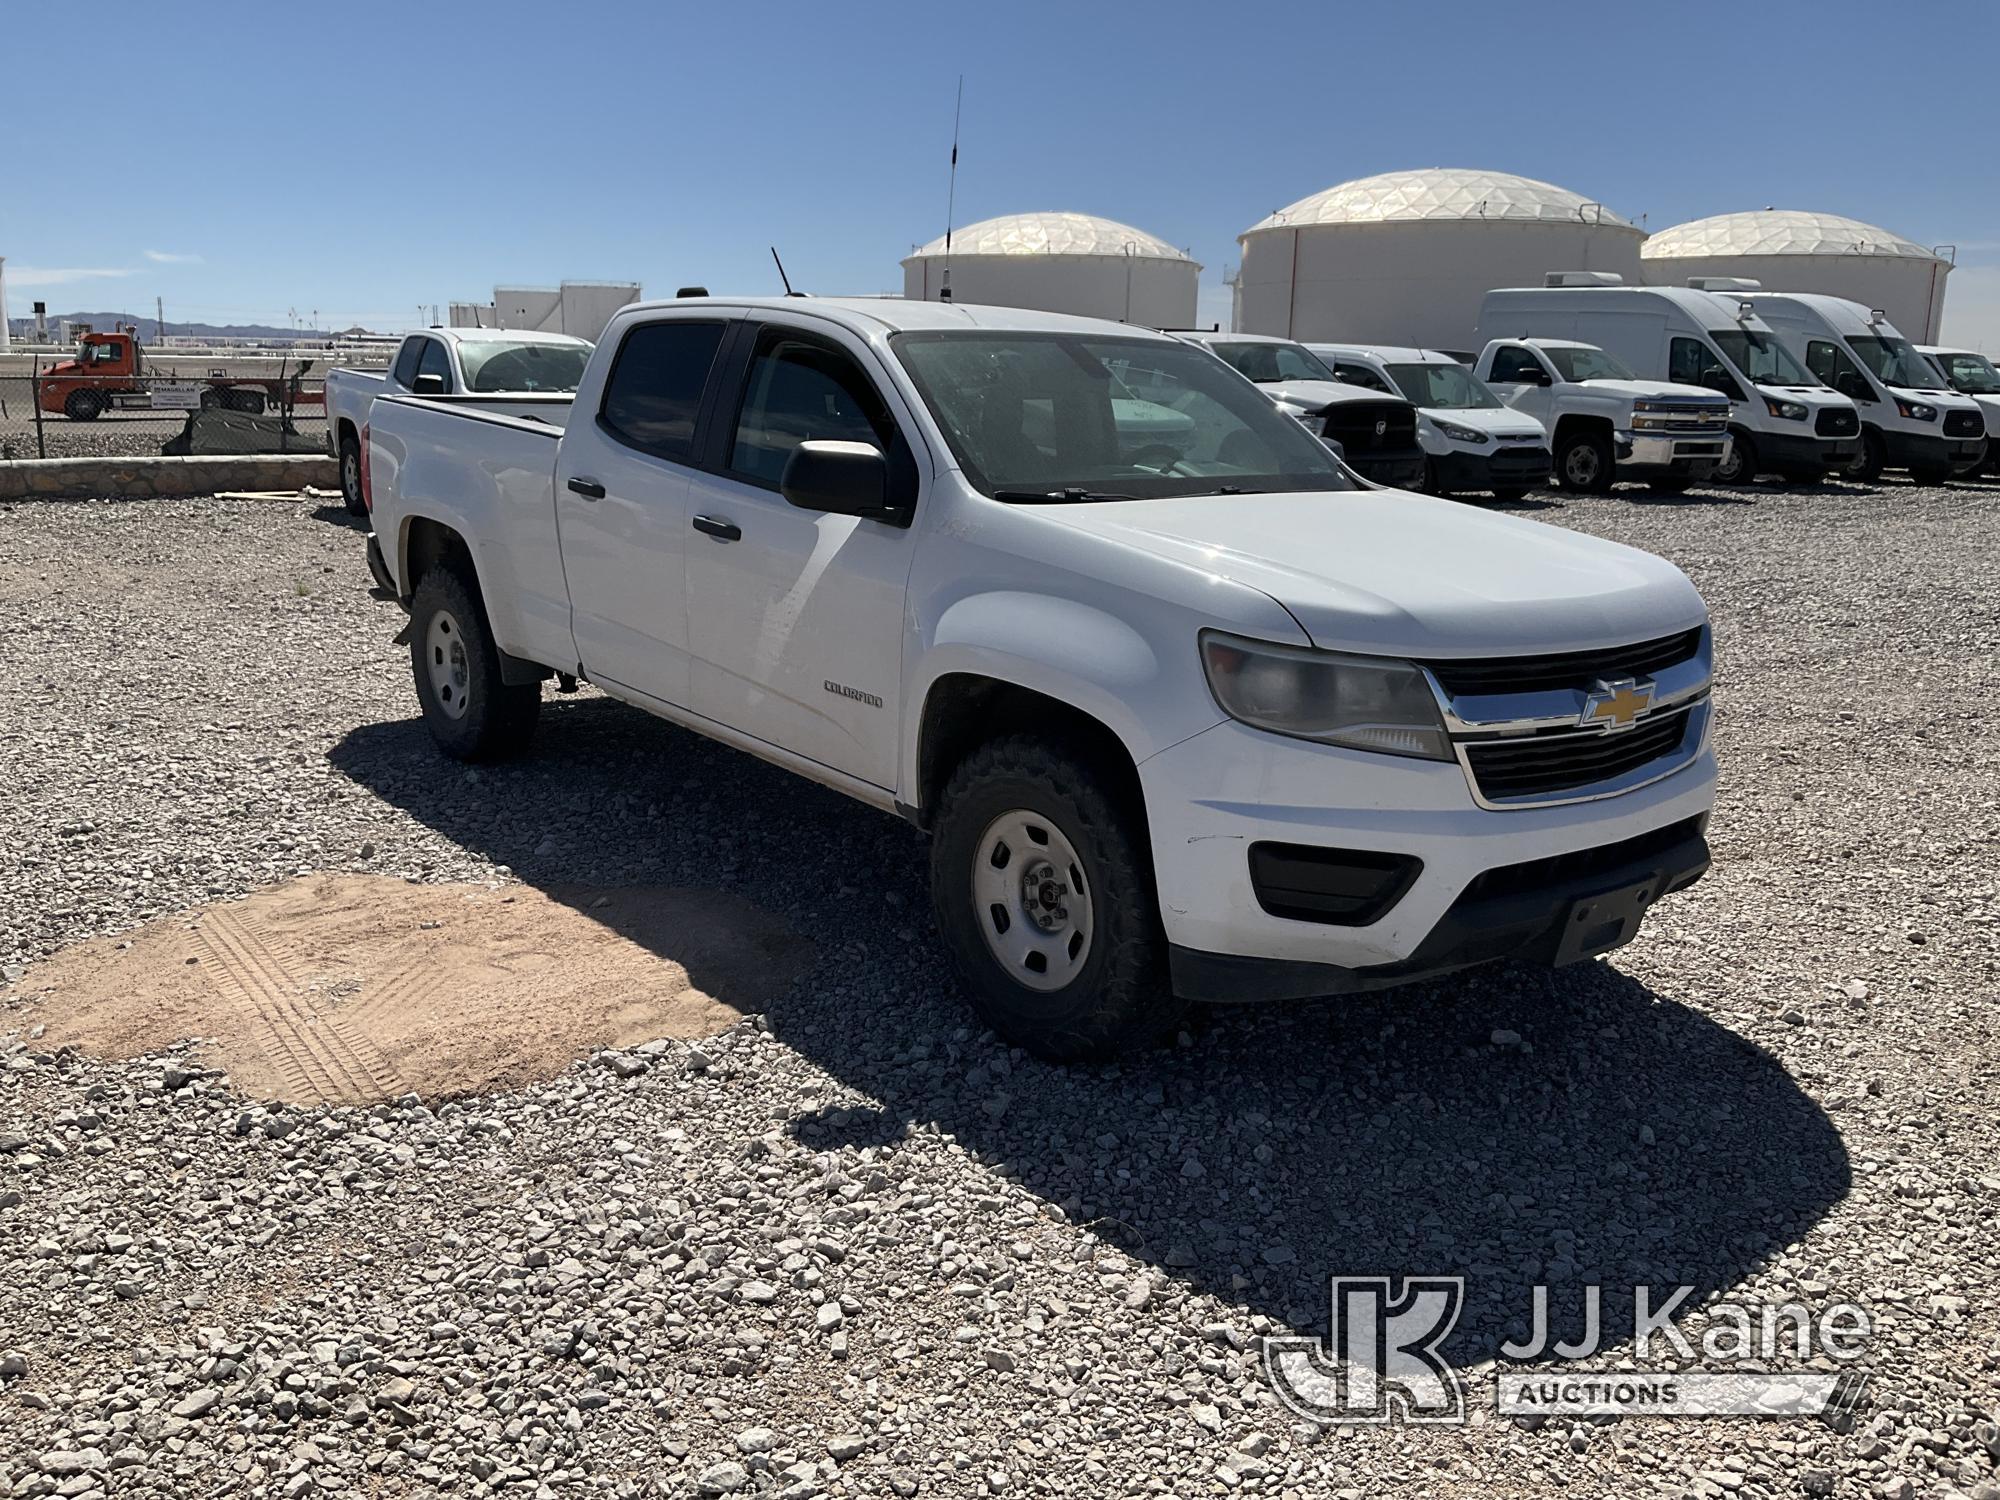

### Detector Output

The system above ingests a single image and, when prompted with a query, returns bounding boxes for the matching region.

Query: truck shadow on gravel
[331,698,1851,1358]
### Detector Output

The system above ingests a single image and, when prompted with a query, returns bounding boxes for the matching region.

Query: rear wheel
[1845,429,1885,483]
[408,567,540,761]
[1555,428,1614,493]
[930,736,1182,1062]
[339,433,367,517]
[1715,429,1758,486]
[64,389,104,422]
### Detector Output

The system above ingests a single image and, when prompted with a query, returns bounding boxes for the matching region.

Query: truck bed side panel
[370,398,570,671]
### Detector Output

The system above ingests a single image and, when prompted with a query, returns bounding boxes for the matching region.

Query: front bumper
[1617,430,1728,478]
[1759,427,1857,470]
[1430,444,1552,493]
[1882,427,1987,473]
[1141,718,1718,998]
[1346,446,1429,490]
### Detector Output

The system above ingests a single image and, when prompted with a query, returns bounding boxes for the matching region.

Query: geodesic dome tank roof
[906,211,1195,263]
[1642,210,1941,261]
[1242,168,1639,236]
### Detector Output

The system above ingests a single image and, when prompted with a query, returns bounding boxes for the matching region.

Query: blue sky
[7,0,1999,346]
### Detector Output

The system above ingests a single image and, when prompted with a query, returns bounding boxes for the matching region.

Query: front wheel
[64,389,104,422]
[408,567,540,761]
[1845,429,1885,483]
[1715,430,1758,486]
[930,737,1183,1062]
[1555,429,1614,493]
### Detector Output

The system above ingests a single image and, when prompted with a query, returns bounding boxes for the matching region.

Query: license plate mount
[1553,875,1659,966]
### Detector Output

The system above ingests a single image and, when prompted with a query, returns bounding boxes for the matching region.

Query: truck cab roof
[612,295,1189,342]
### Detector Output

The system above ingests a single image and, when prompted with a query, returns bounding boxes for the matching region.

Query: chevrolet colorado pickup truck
[326,327,592,514]
[362,296,1718,1060]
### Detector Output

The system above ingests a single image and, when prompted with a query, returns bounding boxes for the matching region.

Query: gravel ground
[0,417,330,462]
[1,480,1997,1499]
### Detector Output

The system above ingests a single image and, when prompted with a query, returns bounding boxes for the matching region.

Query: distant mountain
[6,311,343,341]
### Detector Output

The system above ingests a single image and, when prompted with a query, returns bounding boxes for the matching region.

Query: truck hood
[1752,384,1852,412]
[1257,379,1395,410]
[1421,405,1545,440]
[1039,489,1705,657]
[1574,378,1725,405]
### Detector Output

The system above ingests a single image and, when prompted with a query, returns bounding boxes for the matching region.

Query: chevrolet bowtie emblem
[1580,677,1654,730]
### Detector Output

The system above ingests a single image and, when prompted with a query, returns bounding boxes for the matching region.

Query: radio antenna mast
[940,75,963,303]
[770,246,800,297]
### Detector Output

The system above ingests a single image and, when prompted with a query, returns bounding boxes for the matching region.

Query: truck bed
[367,395,574,672]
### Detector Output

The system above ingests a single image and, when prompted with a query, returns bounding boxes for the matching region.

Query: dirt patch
[19,876,812,1105]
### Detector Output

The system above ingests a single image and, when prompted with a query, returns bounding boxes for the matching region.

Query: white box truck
[1475,281,1862,485]
[1740,294,1985,482]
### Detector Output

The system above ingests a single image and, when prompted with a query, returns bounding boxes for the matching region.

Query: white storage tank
[1234,168,1644,348]
[493,286,564,334]
[557,281,642,342]
[1640,210,1951,342]
[901,211,1200,327]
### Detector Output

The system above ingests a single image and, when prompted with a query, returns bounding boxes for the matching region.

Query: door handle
[566,476,606,500]
[691,514,741,542]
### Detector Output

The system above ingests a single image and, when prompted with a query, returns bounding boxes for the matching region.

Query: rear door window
[598,320,729,459]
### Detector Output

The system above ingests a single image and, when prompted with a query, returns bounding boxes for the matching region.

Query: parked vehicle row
[359,296,1718,1060]
[324,327,594,515]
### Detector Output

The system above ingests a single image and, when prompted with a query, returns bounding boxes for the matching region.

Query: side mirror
[411,372,447,396]
[780,439,889,517]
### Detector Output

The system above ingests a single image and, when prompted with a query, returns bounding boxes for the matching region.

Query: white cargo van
[1308,344,1551,500]
[1916,344,2000,475]
[1741,294,1985,482]
[1475,282,1862,484]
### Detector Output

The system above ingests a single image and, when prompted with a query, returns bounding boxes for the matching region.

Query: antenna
[770,247,802,298]
[940,75,963,303]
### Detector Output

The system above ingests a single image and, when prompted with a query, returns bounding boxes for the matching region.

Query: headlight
[1277,402,1324,434]
[1764,397,1808,420]
[1435,420,1490,445]
[1894,398,1937,421]
[1199,632,1451,761]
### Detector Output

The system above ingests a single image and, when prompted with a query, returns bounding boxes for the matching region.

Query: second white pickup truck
[326,327,592,514]
[363,297,1718,1059]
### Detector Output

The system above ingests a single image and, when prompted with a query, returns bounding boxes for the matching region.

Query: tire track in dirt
[198,910,406,1104]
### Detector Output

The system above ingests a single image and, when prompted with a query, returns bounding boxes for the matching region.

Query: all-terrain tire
[408,566,540,761]
[930,735,1183,1062]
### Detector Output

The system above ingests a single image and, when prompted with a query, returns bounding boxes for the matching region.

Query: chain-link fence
[0,360,330,461]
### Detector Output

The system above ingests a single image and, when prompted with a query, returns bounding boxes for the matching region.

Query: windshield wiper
[992,488,1147,504]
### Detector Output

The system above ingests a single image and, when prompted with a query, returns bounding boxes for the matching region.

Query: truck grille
[1464,706,1696,802]
[1422,628,1703,697]
[1944,409,1985,439]
[1321,401,1417,452]
[1814,407,1860,438]
[1644,404,1730,433]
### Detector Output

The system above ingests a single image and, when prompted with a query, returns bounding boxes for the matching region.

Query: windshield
[892,332,1356,500]
[1385,362,1500,409]
[1708,329,1818,387]
[1846,335,1945,391]
[82,341,118,365]
[1932,350,2000,395]
[458,340,592,393]
[1205,340,1337,384]
[1542,346,1637,382]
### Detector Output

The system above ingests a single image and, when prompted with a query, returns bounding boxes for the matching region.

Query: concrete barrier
[0,454,339,501]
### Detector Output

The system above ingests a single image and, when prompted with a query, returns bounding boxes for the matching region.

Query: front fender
[905,590,1242,806]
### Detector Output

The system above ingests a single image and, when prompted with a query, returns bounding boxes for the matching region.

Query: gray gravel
[2,479,1998,1498]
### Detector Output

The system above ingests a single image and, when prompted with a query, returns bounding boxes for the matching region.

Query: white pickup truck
[362,296,1718,1059]
[325,328,592,514]
[1472,338,1733,493]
